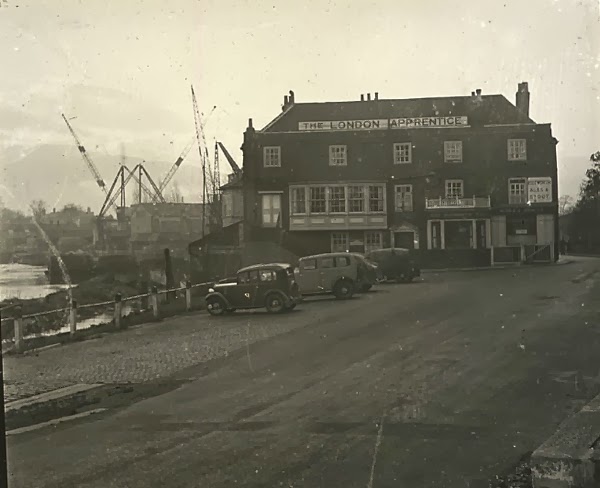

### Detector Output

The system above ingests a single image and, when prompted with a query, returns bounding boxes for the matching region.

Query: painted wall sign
[298,116,468,132]
[527,177,553,203]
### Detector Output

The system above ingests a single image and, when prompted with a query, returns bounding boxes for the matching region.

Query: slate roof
[261,94,534,132]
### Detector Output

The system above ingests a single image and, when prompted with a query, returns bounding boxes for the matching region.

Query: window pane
[396,185,413,211]
[335,256,350,267]
[272,195,281,210]
[301,259,317,270]
[321,257,335,268]
[348,186,364,212]
[329,186,346,213]
[369,185,384,212]
[310,187,327,213]
[331,232,349,252]
[394,143,411,164]
[291,188,306,214]
[329,145,347,166]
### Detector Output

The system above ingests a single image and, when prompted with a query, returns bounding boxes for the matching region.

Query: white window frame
[329,145,347,166]
[445,179,464,198]
[444,141,463,163]
[309,186,327,214]
[261,193,281,227]
[508,177,527,204]
[331,232,349,252]
[328,185,347,214]
[395,184,413,212]
[368,185,386,213]
[365,231,383,253]
[263,146,281,167]
[393,142,412,164]
[508,139,527,161]
[348,185,365,213]
[290,187,307,215]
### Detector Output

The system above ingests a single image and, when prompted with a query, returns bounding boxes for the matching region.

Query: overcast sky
[1,0,598,202]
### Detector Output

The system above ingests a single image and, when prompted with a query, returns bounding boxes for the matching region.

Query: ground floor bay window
[427,219,491,250]
[330,230,385,253]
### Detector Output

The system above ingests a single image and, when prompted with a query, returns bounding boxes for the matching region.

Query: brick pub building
[239,83,559,268]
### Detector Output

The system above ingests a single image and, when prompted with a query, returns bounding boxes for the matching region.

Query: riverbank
[0,273,162,339]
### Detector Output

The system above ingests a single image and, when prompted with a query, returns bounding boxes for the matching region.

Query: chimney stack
[516,82,530,117]
[361,94,365,101]
[475,88,482,101]
[289,90,295,105]
[248,118,253,128]
[374,92,379,100]
[367,93,371,101]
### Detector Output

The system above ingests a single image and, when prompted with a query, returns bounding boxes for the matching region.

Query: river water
[0,263,69,301]
[0,263,130,341]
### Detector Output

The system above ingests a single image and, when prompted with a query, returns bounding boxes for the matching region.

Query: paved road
[7,258,600,487]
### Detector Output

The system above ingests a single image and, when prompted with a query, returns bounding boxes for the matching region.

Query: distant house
[38,206,95,251]
[129,203,210,258]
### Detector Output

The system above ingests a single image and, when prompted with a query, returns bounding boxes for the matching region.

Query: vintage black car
[205,263,302,315]
[365,248,421,283]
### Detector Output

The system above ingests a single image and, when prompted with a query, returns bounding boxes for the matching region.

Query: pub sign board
[527,177,552,203]
[298,116,468,132]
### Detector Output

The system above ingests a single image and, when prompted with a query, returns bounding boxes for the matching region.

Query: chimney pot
[248,118,253,128]
[289,90,295,104]
[367,93,371,101]
[361,94,365,101]
[476,88,482,96]
[471,91,476,97]
[375,92,379,100]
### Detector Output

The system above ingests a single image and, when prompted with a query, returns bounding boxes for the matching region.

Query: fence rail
[1,281,212,353]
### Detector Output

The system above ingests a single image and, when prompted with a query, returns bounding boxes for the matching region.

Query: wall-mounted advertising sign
[527,177,553,203]
[297,116,468,132]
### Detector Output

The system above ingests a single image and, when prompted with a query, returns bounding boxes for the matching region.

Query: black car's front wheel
[206,296,226,316]
[265,293,286,314]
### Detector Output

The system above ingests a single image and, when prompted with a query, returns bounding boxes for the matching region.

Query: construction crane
[156,137,195,195]
[156,106,217,195]
[191,85,209,237]
[61,113,107,193]
[216,141,242,176]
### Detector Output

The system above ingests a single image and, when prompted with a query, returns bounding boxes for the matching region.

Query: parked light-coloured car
[295,252,377,299]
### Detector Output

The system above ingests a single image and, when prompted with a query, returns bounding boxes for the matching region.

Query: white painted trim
[261,105,294,132]
[483,123,536,127]
[257,126,473,135]
[258,191,284,194]
[485,219,492,248]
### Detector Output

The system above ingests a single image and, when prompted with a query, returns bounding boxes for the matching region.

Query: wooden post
[114,293,123,329]
[151,286,159,320]
[13,306,23,354]
[185,281,192,312]
[69,299,77,336]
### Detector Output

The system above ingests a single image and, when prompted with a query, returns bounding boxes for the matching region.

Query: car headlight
[208,288,214,293]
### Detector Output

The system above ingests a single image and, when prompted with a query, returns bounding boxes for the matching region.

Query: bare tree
[30,199,48,218]
[558,195,574,215]
[166,183,184,203]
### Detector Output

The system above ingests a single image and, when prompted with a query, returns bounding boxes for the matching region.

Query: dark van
[365,248,420,283]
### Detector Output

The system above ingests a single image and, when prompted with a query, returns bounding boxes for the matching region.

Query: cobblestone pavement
[3,293,383,402]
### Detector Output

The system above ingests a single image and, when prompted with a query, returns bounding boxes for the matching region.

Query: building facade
[240,84,559,267]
